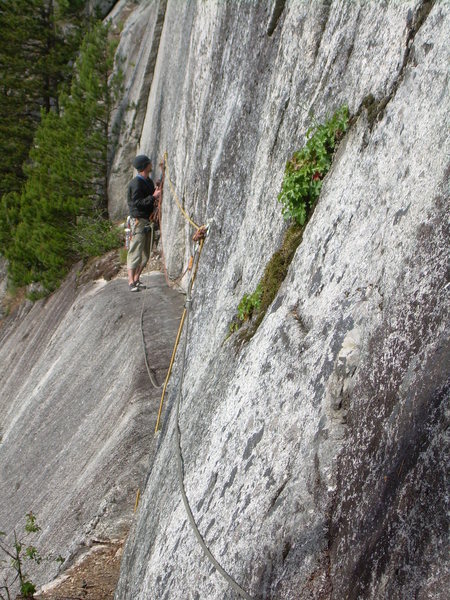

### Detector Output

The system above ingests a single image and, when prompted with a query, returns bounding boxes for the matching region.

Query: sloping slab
[0,270,184,590]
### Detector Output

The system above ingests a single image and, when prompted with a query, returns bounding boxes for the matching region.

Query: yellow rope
[134,488,141,513]
[154,309,186,433]
[154,239,205,433]
[163,151,201,231]
[148,167,253,596]
[155,154,206,432]
[171,238,255,600]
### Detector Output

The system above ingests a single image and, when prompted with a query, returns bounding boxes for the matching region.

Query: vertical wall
[113,1,449,598]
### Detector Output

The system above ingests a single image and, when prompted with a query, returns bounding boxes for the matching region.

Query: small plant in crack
[227,105,349,342]
[278,105,349,225]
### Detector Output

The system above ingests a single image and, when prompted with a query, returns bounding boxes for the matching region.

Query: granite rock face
[0,271,184,593]
[107,0,167,219]
[0,1,447,599]
[88,0,117,18]
[112,1,449,599]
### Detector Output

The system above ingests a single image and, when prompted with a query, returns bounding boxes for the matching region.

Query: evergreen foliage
[0,20,124,293]
[0,0,86,197]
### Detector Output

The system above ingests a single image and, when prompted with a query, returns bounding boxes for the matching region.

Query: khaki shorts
[127,218,152,270]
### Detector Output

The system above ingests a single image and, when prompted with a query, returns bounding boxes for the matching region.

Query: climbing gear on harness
[192,225,208,242]
[124,216,132,250]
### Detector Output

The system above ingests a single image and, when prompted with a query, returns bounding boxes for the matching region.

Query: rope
[156,154,192,288]
[155,153,255,598]
[163,151,201,231]
[172,241,255,600]
[134,488,141,513]
[159,223,192,288]
[155,151,208,425]
[154,309,186,432]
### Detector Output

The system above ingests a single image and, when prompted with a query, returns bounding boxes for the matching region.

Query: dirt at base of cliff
[36,540,124,600]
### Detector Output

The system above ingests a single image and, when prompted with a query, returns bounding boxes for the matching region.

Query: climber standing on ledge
[127,154,161,292]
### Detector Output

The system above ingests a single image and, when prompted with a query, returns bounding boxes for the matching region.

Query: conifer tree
[64,21,124,216]
[0,0,86,197]
[4,20,123,292]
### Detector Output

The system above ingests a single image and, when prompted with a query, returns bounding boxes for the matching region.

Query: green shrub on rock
[229,106,349,341]
[278,106,349,225]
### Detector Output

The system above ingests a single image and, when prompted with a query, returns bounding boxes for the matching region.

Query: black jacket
[127,175,156,219]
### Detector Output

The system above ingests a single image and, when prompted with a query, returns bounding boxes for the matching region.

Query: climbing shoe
[134,280,147,289]
[129,283,140,292]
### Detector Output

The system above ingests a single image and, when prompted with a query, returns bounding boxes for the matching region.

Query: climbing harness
[151,154,255,600]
